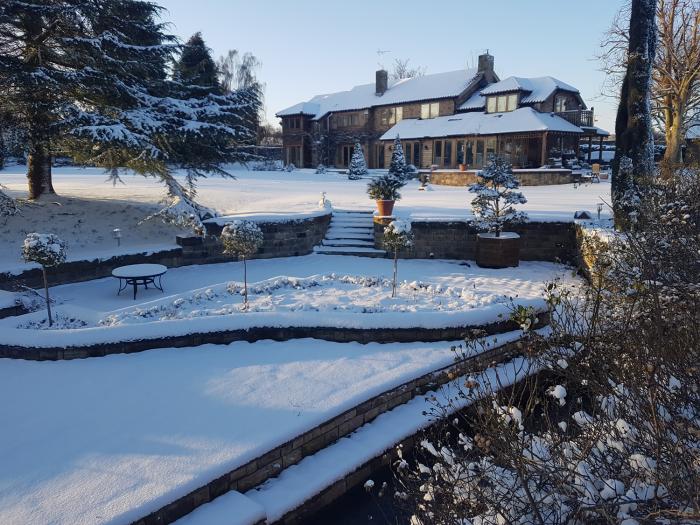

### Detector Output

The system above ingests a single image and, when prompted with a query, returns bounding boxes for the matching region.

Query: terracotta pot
[375,200,395,217]
[475,232,521,268]
[459,164,466,172]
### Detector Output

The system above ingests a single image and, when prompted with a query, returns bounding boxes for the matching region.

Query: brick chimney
[375,69,388,96]
[478,52,494,73]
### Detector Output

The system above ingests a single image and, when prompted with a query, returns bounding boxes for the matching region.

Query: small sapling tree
[348,142,368,180]
[383,220,413,297]
[22,233,66,327]
[388,136,408,181]
[469,155,527,237]
[220,220,263,309]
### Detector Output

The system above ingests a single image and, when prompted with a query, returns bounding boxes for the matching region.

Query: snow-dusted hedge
[221,220,264,258]
[22,233,67,267]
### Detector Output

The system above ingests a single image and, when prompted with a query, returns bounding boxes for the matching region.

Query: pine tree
[348,142,368,180]
[173,32,221,94]
[0,1,261,200]
[388,136,407,180]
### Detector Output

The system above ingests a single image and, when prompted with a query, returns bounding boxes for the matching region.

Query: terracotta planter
[376,200,395,217]
[475,232,521,268]
[459,164,466,172]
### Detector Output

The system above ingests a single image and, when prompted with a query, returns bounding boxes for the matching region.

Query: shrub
[383,220,413,297]
[22,233,66,327]
[220,220,264,309]
[367,174,405,201]
[348,142,368,180]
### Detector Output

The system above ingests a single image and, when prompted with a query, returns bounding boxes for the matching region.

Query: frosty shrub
[284,163,296,172]
[220,220,264,308]
[388,135,409,181]
[22,233,67,327]
[144,179,216,236]
[383,220,413,298]
[315,164,328,174]
[348,142,368,180]
[251,159,282,171]
[469,155,527,237]
[367,174,406,201]
[386,169,700,524]
[0,186,20,218]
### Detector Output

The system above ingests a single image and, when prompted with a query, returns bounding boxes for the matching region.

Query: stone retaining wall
[375,219,577,264]
[132,334,530,525]
[0,214,330,291]
[0,312,548,361]
[428,169,575,187]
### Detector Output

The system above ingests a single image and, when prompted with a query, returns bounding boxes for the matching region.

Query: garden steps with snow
[315,210,386,257]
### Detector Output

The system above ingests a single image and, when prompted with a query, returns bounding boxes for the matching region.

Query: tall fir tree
[348,141,368,180]
[388,136,407,180]
[173,32,221,94]
[0,1,260,201]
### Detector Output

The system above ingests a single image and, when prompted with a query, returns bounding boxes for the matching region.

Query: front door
[341,145,353,167]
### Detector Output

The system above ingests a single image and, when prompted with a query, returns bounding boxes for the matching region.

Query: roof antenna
[377,49,390,70]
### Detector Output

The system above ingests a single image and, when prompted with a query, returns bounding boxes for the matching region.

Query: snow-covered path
[0,335,509,525]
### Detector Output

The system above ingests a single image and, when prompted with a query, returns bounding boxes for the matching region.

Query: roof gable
[479,76,580,104]
[277,68,481,120]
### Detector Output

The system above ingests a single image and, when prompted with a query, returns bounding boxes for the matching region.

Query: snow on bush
[469,155,528,236]
[251,159,282,171]
[367,174,405,201]
[284,163,296,172]
[383,220,414,297]
[0,186,20,218]
[348,142,368,180]
[22,233,67,267]
[220,220,264,258]
[143,179,216,235]
[388,135,409,181]
[315,164,328,174]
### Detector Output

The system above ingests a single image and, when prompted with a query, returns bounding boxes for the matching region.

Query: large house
[276,53,608,170]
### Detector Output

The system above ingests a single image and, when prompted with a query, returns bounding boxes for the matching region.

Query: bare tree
[600,0,700,164]
[390,58,426,81]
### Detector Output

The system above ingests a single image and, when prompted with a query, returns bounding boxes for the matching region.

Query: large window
[332,113,363,128]
[376,144,385,168]
[486,94,518,113]
[381,107,403,126]
[554,96,567,112]
[433,140,443,164]
[444,140,452,167]
[286,117,301,130]
[421,102,440,119]
[486,137,497,161]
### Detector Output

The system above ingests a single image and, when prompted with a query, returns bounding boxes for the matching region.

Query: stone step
[327,227,373,235]
[313,246,387,257]
[321,239,375,248]
[333,209,374,215]
[329,222,373,229]
[325,232,374,241]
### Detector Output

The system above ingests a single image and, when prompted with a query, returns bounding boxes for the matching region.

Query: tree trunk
[612,0,657,228]
[42,266,53,327]
[392,251,398,298]
[27,140,54,200]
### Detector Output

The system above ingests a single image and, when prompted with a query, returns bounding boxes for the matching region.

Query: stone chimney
[375,69,388,96]
[478,52,494,74]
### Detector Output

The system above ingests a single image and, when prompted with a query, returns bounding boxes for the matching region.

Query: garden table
[112,264,167,300]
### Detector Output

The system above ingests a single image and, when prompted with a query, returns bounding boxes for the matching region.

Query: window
[412,141,420,166]
[497,96,507,112]
[404,143,412,164]
[486,137,497,161]
[475,140,485,167]
[421,102,440,119]
[465,140,474,167]
[376,144,385,168]
[456,141,465,165]
[487,97,497,113]
[555,96,567,112]
[381,107,403,126]
[487,95,518,113]
[286,117,301,130]
[287,146,301,165]
[444,140,452,167]
[507,94,518,111]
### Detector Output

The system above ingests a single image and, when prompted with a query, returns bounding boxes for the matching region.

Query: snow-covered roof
[480,76,580,104]
[277,69,481,120]
[459,90,486,110]
[379,107,583,140]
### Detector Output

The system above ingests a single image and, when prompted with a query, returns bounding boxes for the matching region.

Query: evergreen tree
[0,1,260,201]
[388,136,407,180]
[173,32,221,94]
[348,142,368,180]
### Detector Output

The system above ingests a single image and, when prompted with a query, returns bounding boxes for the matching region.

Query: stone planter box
[475,233,521,268]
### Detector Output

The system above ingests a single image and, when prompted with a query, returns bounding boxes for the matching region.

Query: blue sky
[155,0,625,131]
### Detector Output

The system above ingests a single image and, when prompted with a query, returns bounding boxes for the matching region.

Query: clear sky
[155,0,625,132]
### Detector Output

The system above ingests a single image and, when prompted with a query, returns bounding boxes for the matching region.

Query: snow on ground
[0,330,527,525]
[0,255,576,347]
[0,164,611,270]
[177,354,540,525]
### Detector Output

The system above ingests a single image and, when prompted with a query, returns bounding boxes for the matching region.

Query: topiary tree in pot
[22,233,66,326]
[383,219,413,297]
[468,155,528,268]
[367,174,405,216]
[220,220,263,309]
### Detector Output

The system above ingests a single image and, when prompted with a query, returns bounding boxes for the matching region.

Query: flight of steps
[314,209,387,257]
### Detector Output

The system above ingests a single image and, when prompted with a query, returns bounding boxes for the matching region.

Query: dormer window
[421,102,440,119]
[486,94,518,113]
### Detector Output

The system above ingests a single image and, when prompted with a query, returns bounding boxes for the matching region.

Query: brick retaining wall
[428,169,575,187]
[131,334,531,525]
[375,219,577,264]
[0,214,330,291]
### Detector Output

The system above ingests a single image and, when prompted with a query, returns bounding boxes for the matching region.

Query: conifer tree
[388,136,408,180]
[0,1,261,201]
[173,32,221,94]
[348,141,368,180]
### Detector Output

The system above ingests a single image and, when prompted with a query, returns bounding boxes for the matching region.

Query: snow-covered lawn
[0,255,576,347]
[0,164,611,270]
[0,333,525,525]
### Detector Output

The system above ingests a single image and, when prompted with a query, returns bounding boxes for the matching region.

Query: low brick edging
[131,331,534,525]
[374,219,577,264]
[0,214,331,291]
[0,312,548,361]
[0,302,28,319]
